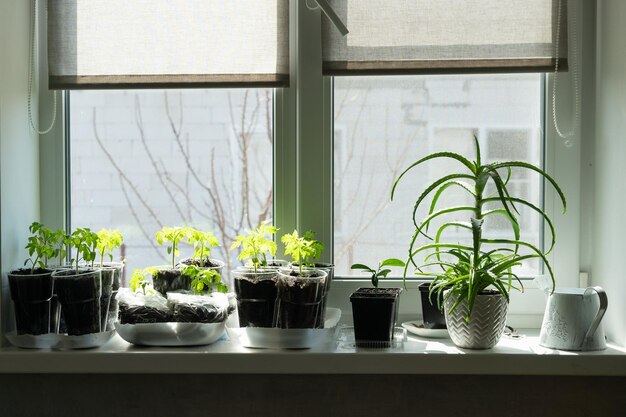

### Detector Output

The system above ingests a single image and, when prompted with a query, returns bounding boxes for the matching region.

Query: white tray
[115,322,225,347]
[6,330,116,350]
[226,308,341,349]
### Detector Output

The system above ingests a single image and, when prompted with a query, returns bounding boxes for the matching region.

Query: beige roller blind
[48,0,289,89]
[323,0,567,75]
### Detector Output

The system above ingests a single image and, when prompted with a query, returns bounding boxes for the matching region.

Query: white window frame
[40,0,589,328]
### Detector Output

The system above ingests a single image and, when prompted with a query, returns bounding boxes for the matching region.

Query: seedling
[281,230,325,274]
[68,227,99,273]
[351,258,406,288]
[129,268,153,295]
[96,228,123,267]
[182,265,228,294]
[230,222,278,271]
[53,228,70,267]
[23,222,57,271]
[156,226,189,269]
[187,228,219,262]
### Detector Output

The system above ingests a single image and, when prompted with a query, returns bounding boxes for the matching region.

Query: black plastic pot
[233,268,278,327]
[275,269,326,329]
[152,268,190,294]
[419,283,447,329]
[350,287,402,347]
[8,269,58,335]
[53,268,102,335]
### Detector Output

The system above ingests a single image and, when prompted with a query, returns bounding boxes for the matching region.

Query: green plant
[391,135,566,320]
[96,228,123,267]
[156,227,189,269]
[53,228,70,267]
[23,222,57,271]
[187,228,219,262]
[129,268,153,295]
[351,258,406,287]
[281,230,325,273]
[230,222,278,271]
[182,265,227,294]
[68,227,99,273]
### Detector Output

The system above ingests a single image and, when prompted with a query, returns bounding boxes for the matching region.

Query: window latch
[306,0,349,36]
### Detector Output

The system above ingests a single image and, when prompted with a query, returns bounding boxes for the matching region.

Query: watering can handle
[582,286,608,346]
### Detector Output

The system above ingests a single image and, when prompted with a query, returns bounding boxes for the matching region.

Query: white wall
[594,0,626,347]
[0,1,41,343]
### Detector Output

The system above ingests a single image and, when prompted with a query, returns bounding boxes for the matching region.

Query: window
[333,74,544,277]
[70,89,273,285]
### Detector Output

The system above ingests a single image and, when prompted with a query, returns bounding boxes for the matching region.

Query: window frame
[41,0,587,328]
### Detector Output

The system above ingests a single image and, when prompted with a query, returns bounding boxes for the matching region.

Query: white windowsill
[1,328,624,376]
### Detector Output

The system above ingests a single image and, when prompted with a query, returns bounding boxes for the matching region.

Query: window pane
[334,75,543,277]
[70,89,273,285]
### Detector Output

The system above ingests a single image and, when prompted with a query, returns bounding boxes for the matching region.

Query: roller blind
[322,0,567,75]
[48,0,289,89]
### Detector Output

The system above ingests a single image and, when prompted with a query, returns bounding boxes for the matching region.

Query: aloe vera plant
[391,135,566,319]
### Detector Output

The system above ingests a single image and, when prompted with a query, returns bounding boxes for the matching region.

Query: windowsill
[1,329,624,376]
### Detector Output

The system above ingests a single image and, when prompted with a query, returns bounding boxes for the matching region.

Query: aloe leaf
[415,206,475,241]
[428,181,476,217]
[487,168,520,216]
[492,161,567,213]
[391,153,477,200]
[481,239,555,292]
[473,135,482,167]
[484,196,557,254]
[411,174,476,231]
[482,209,521,251]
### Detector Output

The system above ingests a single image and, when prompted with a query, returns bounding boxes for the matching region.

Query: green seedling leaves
[351,258,406,288]
[96,229,123,267]
[281,229,325,273]
[182,265,228,294]
[230,221,278,271]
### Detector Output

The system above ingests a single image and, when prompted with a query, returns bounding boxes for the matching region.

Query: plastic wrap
[116,288,172,324]
[167,292,230,323]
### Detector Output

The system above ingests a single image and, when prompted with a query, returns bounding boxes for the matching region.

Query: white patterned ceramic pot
[444,290,508,349]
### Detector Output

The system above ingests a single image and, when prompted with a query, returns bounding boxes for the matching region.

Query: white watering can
[539,286,608,351]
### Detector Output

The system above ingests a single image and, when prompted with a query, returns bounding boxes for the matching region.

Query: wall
[0,1,40,343]
[594,0,626,347]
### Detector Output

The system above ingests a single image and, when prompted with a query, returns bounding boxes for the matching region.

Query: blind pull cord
[306,0,349,36]
[28,0,57,135]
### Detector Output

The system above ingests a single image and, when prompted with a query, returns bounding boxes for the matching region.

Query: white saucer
[401,321,449,339]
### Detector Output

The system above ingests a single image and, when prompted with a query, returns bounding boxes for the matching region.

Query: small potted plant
[7,222,59,335]
[350,259,406,346]
[95,228,124,331]
[152,226,191,294]
[287,230,333,327]
[117,269,171,324]
[179,228,223,271]
[170,265,230,323]
[392,135,566,349]
[278,230,327,329]
[52,228,103,335]
[230,222,279,327]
